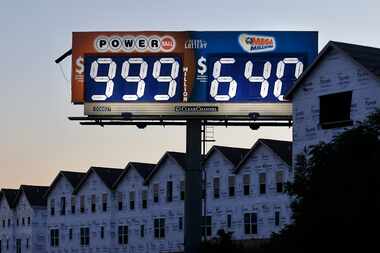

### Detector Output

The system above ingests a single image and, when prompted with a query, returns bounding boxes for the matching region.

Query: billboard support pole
[185,119,202,253]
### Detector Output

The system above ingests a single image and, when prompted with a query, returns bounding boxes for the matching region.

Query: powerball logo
[239,34,276,53]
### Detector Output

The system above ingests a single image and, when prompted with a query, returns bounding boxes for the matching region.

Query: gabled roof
[286,41,380,99]
[73,167,123,194]
[205,145,250,167]
[144,151,186,184]
[13,185,49,208]
[0,188,19,208]
[235,139,292,173]
[113,162,156,188]
[44,171,86,198]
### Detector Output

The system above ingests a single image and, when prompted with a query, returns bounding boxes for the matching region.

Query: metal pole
[185,119,202,253]
[202,122,207,242]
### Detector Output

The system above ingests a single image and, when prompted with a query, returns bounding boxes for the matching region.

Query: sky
[1,0,380,188]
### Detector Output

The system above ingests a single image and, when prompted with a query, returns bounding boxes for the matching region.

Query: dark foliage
[266,110,380,252]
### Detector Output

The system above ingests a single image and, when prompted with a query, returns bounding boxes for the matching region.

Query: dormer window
[102,193,108,212]
[320,91,353,129]
[50,199,55,216]
[91,195,96,213]
[60,197,66,216]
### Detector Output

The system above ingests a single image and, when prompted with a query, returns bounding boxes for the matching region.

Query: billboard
[71,31,318,117]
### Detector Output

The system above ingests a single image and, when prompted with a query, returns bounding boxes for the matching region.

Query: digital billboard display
[72,31,317,117]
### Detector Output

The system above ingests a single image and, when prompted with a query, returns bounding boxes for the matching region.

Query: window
[227,214,232,228]
[213,177,220,199]
[142,190,148,209]
[71,196,76,214]
[118,226,128,245]
[228,176,235,197]
[26,238,29,249]
[27,217,30,225]
[16,239,21,253]
[259,173,266,194]
[275,211,280,226]
[117,192,123,211]
[50,229,59,247]
[102,193,108,212]
[154,218,165,239]
[320,91,353,129]
[153,184,159,203]
[244,213,258,235]
[80,227,90,246]
[202,216,212,237]
[80,195,85,213]
[6,239,9,250]
[50,199,55,216]
[22,218,25,226]
[91,194,96,213]
[129,192,135,210]
[140,225,145,238]
[0,240,2,253]
[100,226,105,239]
[276,171,284,193]
[60,197,66,215]
[243,174,250,195]
[69,228,73,240]
[17,219,19,226]
[179,217,183,231]
[2,219,4,227]
[166,181,173,202]
[180,180,185,200]
[7,219,10,227]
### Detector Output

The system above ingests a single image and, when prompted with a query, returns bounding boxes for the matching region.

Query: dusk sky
[1,0,379,188]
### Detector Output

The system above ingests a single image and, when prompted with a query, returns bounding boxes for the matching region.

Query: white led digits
[90,58,116,101]
[121,58,148,101]
[244,61,271,98]
[274,58,303,101]
[210,58,237,101]
[153,58,179,101]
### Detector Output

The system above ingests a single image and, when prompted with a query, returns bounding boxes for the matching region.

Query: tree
[267,110,380,252]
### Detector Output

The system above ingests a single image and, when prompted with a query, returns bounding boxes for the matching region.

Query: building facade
[287,41,380,162]
[13,185,49,253]
[0,189,19,253]
[0,139,292,253]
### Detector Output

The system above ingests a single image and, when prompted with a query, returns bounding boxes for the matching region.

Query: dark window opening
[80,227,90,246]
[166,181,173,202]
[180,181,185,201]
[320,91,353,129]
[259,173,266,194]
[201,216,212,237]
[140,225,145,238]
[228,176,235,197]
[179,217,183,230]
[275,211,280,226]
[118,226,128,245]
[244,213,257,235]
[100,226,105,239]
[60,197,66,216]
[213,178,220,199]
[154,218,165,239]
[227,214,232,228]
[50,229,59,247]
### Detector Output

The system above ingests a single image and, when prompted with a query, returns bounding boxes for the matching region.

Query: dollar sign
[197,56,207,75]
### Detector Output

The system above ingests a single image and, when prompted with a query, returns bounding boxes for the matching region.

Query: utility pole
[184,119,202,253]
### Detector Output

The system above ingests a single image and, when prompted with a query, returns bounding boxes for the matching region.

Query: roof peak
[286,40,380,99]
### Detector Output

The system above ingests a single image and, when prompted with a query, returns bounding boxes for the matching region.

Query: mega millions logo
[94,35,176,53]
[239,34,276,53]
